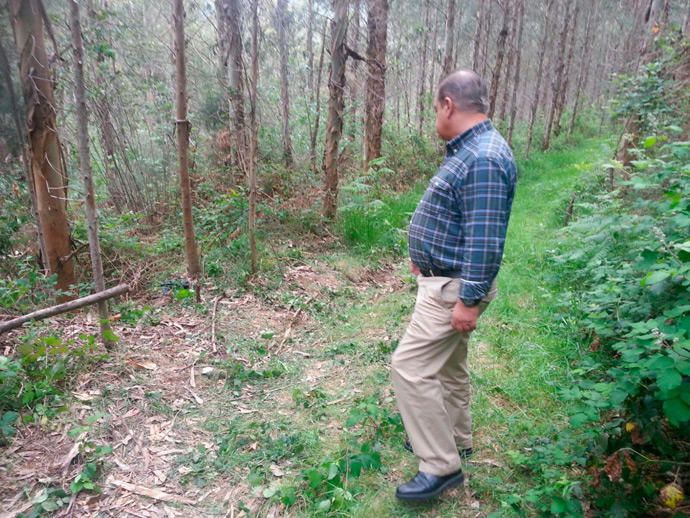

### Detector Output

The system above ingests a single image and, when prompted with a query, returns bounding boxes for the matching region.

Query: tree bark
[363,0,387,167]
[418,0,430,135]
[488,1,509,119]
[323,0,349,218]
[526,0,554,156]
[0,284,129,335]
[568,0,596,136]
[554,0,580,137]
[507,0,525,145]
[310,19,327,173]
[216,0,246,174]
[0,32,47,269]
[542,0,573,151]
[10,0,75,296]
[472,0,486,72]
[70,0,114,348]
[498,0,516,121]
[275,0,293,168]
[172,0,201,278]
[248,0,259,272]
[442,0,456,77]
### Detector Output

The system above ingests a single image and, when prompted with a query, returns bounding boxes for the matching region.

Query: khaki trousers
[392,275,497,476]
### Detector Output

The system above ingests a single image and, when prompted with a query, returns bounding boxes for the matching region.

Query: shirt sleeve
[457,156,512,301]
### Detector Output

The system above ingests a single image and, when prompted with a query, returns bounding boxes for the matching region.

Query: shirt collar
[445,119,493,157]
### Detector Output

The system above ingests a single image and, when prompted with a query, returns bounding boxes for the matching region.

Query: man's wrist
[459,298,481,308]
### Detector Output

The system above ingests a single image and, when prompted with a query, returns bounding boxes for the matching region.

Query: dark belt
[419,267,463,278]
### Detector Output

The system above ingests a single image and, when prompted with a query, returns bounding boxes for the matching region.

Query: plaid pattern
[408,120,517,301]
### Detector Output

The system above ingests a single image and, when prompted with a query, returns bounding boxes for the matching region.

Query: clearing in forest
[0,137,610,517]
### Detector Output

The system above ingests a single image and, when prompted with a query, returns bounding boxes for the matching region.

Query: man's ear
[442,96,454,115]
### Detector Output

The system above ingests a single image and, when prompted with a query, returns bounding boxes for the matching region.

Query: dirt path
[0,254,419,518]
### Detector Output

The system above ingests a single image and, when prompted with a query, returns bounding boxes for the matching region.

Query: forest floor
[0,136,612,518]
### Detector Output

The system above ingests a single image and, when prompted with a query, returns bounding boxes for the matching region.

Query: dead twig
[211,292,226,353]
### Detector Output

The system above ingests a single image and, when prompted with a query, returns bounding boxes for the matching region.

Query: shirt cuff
[458,279,491,301]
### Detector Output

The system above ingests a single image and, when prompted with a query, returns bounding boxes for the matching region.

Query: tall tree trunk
[418,0,430,135]
[307,0,314,94]
[347,0,361,143]
[10,0,76,295]
[364,0,388,167]
[472,1,486,72]
[498,0,516,121]
[488,2,510,119]
[526,0,554,156]
[248,0,259,272]
[480,1,493,79]
[310,19,327,173]
[568,0,596,136]
[323,0,349,218]
[507,0,525,146]
[0,33,47,268]
[216,0,246,175]
[172,0,201,278]
[441,0,456,77]
[542,0,572,151]
[554,0,580,137]
[69,0,114,348]
[275,0,293,168]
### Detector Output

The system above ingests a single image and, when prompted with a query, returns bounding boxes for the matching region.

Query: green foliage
[338,164,422,255]
[510,38,690,516]
[0,333,107,444]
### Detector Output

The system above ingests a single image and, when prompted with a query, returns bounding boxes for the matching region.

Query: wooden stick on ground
[211,292,225,353]
[0,284,130,334]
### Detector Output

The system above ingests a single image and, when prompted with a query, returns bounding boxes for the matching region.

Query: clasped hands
[410,261,480,333]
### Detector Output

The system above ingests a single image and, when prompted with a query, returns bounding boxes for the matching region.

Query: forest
[0,0,689,515]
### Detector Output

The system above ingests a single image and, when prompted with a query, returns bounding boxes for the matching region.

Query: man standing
[392,70,517,501]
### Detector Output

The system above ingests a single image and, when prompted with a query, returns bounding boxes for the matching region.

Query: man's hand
[410,262,421,276]
[451,301,480,333]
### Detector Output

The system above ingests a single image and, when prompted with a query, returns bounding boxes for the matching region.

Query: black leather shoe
[395,470,464,501]
[403,439,473,459]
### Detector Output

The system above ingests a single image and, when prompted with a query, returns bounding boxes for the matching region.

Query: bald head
[437,70,489,115]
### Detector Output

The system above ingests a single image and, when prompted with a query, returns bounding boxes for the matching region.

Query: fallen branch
[0,284,130,334]
[211,292,226,353]
[106,477,196,505]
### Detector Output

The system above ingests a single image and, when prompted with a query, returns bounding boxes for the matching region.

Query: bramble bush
[502,36,689,516]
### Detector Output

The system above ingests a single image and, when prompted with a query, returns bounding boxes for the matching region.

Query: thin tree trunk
[248,0,259,271]
[488,2,510,119]
[526,0,554,156]
[418,0,430,135]
[69,0,114,349]
[172,0,201,278]
[307,0,314,94]
[498,1,516,121]
[323,0,349,218]
[442,0,456,77]
[542,0,572,151]
[472,1,486,72]
[428,7,440,103]
[554,0,580,137]
[568,0,596,136]
[10,0,76,296]
[364,0,388,167]
[480,1,493,79]
[507,0,524,145]
[275,0,293,168]
[347,0,361,143]
[310,19,327,173]
[0,33,47,269]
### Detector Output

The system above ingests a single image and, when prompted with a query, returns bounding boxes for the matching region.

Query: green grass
[320,136,615,516]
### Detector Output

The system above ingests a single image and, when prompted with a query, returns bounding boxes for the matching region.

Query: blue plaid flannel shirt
[408,120,517,302]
